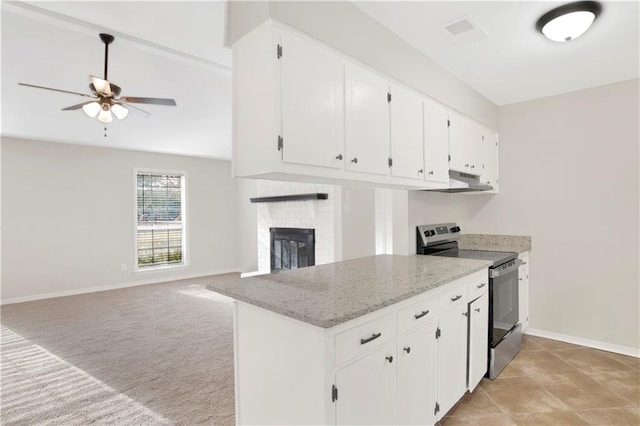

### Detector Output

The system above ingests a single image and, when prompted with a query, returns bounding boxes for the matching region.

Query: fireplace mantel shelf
[250,193,329,203]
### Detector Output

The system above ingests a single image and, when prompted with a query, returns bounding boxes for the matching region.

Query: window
[136,171,186,269]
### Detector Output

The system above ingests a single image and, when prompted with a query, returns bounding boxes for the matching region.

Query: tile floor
[441,335,640,425]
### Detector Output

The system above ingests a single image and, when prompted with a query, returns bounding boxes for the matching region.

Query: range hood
[429,170,493,193]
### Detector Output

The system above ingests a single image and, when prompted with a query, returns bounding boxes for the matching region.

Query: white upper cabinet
[449,113,483,175]
[423,99,450,185]
[232,20,498,191]
[389,85,424,180]
[281,31,344,169]
[345,64,391,176]
[481,129,499,191]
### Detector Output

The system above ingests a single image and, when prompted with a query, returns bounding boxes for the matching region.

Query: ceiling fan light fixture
[111,103,129,120]
[536,1,602,42]
[82,101,101,118]
[98,104,113,123]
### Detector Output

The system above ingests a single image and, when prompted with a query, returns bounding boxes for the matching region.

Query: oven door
[489,259,522,347]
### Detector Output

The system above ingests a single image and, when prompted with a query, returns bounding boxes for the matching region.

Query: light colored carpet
[1,275,237,425]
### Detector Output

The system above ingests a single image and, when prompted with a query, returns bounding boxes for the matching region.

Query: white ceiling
[1,1,231,159]
[354,1,640,105]
[2,1,638,159]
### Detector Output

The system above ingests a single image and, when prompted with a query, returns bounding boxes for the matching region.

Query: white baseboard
[0,268,241,305]
[240,270,268,278]
[526,328,639,358]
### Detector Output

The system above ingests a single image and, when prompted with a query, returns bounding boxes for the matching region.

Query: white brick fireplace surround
[256,181,341,274]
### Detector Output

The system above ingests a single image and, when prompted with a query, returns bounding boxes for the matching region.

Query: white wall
[1,137,239,301]
[409,79,640,351]
[341,185,376,260]
[475,79,639,351]
[226,0,498,129]
[235,178,259,273]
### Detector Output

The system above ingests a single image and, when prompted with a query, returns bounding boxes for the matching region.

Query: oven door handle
[490,259,523,278]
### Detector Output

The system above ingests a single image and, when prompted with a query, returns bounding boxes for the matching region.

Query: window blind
[136,172,185,268]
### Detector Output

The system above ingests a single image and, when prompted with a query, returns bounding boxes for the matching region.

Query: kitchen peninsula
[207,254,492,425]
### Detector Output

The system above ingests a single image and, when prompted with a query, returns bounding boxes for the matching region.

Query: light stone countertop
[458,234,532,254]
[206,254,491,328]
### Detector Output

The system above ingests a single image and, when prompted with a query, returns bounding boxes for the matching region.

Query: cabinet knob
[471,165,475,169]
[351,157,358,164]
[403,347,411,354]
[519,278,523,281]
[463,312,469,317]
[475,308,481,313]
[486,181,491,185]
[465,163,469,167]
[418,169,424,174]
[386,356,394,363]
[428,171,434,175]
[336,154,343,160]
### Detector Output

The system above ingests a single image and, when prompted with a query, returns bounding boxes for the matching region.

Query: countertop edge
[206,259,491,329]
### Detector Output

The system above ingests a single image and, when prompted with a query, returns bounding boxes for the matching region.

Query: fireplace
[270,228,315,272]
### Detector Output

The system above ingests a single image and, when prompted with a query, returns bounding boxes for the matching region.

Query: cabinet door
[423,100,450,184]
[281,31,344,169]
[390,86,424,180]
[345,64,390,176]
[482,130,499,190]
[448,112,472,174]
[518,253,529,331]
[467,121,484,175]
[437,306,468,418]
[335,343,396,425]
[468,294,488,392]
[398,322,438,426]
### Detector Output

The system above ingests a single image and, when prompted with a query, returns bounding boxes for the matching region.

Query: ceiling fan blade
[120,102,151,116]
[19,83,93,98]
[90,75,112,97]
[62,101,97,111]
[119,96,177,106]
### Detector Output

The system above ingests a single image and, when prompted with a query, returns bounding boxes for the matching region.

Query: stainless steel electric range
[416,223,523,380]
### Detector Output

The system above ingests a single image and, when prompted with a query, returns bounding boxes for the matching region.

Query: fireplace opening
[270,228,315,272]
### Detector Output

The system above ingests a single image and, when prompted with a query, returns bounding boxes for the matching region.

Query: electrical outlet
[121,263,127,272]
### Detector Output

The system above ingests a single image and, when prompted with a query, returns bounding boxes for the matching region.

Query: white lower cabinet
[398,321,438,425]
[468,293,489,392]
[232,268,489,425]
[335,343,396,425]
[437,303,469,417]
[518,252,530,331]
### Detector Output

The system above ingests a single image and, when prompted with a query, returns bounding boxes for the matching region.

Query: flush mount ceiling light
[536,1,602,42]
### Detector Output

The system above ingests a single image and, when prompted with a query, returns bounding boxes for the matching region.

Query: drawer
[335,313,395,365]
[467,269,489,301]
[397,296,438,335]
[438,280,468,313]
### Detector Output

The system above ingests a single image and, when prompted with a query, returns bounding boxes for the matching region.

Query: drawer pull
[414,310,430,320]
[477,283,486,289]
[360,332,382,345]
[475,308,481,313]
[403,347,411,354]
[386,356,394,363]
[450,295,463,302]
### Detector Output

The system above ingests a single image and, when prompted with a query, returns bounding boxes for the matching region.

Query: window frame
[133,168,188,273]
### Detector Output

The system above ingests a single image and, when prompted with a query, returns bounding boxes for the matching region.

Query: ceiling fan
[19,33,177,124]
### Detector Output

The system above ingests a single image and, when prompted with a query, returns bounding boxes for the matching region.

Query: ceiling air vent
[442,15,489,44]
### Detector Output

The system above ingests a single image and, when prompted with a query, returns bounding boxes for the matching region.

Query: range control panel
[416,223,462,249]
